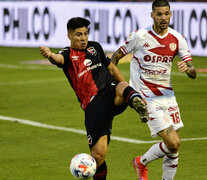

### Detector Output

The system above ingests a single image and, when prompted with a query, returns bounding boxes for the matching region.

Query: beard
[159,22,169,30]
[160,26,167,30]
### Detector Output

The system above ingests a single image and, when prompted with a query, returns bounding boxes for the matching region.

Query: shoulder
[168,27,185,41]
[88,41,101,48]
[57,46,70,54]
[131,27,150,38]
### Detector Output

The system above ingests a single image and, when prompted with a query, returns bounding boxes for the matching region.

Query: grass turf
[0,47,207,180]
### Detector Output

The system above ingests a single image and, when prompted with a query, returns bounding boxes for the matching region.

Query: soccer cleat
[132,97,149,123]
[132,156,148,180]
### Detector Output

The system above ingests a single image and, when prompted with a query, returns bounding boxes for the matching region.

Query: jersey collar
[150,25,169,39]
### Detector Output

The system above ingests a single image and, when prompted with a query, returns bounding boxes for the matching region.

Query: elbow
[187,68,196,79]
[192,74,196,79]
[191,70,197,79]
[188,73,196,79]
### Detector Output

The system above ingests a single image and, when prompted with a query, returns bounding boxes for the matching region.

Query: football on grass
[70,153,97,179]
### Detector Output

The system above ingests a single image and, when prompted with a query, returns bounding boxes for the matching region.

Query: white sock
[140,142,170,166]
[162,152,179,180]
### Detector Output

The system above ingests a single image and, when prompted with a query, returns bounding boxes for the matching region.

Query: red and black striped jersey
[57,41,112,110]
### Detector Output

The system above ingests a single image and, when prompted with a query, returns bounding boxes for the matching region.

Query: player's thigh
[146,95,183,138]
[146,97,171,137]
[166,95,184,131]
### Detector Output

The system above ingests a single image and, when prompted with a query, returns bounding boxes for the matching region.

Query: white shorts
[146,93,184,137]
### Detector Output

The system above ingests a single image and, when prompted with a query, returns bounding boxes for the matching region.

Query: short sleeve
[120,31,139,55]
[177,36,192,62]
[57,47,70,67]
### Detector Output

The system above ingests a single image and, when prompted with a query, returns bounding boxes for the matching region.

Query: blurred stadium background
[0,0,207,180]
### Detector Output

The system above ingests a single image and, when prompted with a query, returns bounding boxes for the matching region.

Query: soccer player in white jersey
[111,0,196,179]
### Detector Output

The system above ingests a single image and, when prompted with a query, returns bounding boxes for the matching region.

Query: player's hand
[177,61,188,73]
[39,46,52,59]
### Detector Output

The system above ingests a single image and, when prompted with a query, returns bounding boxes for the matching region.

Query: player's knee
[115,82,129,105]
[167,139,180,153]
[116,81,129,96]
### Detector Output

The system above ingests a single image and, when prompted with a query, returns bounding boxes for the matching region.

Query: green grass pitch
[0,46,207,180]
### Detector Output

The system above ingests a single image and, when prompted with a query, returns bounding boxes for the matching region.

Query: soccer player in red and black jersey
[40,17,149,180]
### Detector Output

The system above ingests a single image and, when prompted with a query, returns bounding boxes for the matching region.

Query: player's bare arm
[39,46,64,66]
[107,62,126,83]
[177,61,196,79]
[111,48,125,66]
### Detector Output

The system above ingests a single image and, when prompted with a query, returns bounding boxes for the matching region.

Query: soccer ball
[70,153,97,179]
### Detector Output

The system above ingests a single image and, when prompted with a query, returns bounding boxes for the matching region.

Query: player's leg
[91,135,108,180]
[91,135,108,167]
[132,96,176,179]
[160,95,183,180]
[114,82,149,122]
[134,126,180,180]
[132,126,178,180]
[85,88,118,180]
[158,126,180,153]
[133,95,182,179]
[159,128,180,180]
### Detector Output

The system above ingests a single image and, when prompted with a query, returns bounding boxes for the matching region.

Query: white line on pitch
[1,72,206,86]
[1,63,207,77]
[0,78,67,86]
[0,63,58,70]
[0,115,207,144]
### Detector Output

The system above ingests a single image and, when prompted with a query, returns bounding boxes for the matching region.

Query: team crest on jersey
[87,46,97,56]
[87,135,92,145]
[169,43,177,52]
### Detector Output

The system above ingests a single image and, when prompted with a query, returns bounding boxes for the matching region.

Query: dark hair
[152,0,170,11]
[67,17,90,33]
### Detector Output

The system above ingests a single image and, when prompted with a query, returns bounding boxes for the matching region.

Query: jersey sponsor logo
[126,32,133,44]
[169,43,177,52]
[72,56,79,61]
[143,68,167,76]
[87,46,97,56]
[78,62,102,78]
[168,106,178,112]
[84,59,92,66]
[143,55,173,63]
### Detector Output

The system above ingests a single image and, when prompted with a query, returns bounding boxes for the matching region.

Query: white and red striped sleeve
[120,30,139,56]
[177,35,192,62]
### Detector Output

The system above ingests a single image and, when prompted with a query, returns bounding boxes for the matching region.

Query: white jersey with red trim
[120,25,192,98]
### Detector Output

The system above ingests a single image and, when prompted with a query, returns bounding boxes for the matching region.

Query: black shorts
[84,85,127,149]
